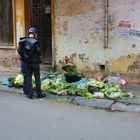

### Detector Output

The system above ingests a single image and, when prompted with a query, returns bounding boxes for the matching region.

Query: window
[0,0,13,46]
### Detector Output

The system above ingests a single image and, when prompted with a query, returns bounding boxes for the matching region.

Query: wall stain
[0,55,19,67]
[107,54,140,81]
[63,21,68,32]
[56,0,95,16]
[79,53,89,62]
[127,55,140,80]
[71,53,77,58]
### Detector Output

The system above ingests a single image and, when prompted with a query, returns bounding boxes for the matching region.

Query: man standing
[17,27,45,99]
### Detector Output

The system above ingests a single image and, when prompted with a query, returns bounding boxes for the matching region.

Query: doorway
[30,0,52,64]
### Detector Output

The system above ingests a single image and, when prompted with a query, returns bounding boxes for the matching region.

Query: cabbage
[14,74,23,88]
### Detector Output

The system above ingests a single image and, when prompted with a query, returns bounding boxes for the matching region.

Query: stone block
[73,97,114,109]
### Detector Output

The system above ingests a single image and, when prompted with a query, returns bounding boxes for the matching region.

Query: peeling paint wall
[54,0,140,83]
[105,0,140,83]
[15,0,25,45]
[1,0,140,83]
[54,0,105,73]
[0,0,25,70]
[0,50,19,70]
[106,53,140,83]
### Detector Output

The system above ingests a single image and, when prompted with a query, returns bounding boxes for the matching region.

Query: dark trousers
[20,61,28,94]
[24,63,42,98]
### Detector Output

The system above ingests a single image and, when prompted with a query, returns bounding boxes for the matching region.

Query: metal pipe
[104,0,109,48]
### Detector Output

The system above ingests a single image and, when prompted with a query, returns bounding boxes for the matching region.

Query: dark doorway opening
[30,0,52,65]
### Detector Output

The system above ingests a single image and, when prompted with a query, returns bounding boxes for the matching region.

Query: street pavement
[0,69,140,113]
[0,90,140,140]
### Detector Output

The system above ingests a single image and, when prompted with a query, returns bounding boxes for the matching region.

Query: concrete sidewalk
[0,69,140,113]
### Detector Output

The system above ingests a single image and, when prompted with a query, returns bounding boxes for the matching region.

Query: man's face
[29,33,38,38]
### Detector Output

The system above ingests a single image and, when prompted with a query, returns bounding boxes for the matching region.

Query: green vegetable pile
[5,73,132,100]
[14,74,23,88]
[76,85,94,99]
[41,81,76,95]
[9,74,36,88]
[88,80,122,99]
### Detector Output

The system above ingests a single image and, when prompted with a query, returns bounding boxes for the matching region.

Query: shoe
[37,93,46,99]
[27,95,33,99]
[24,92,28,95]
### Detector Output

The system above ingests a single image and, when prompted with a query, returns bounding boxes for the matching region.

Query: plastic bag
[93,92,104,99]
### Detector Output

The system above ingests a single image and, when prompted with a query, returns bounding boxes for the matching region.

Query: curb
[0,84,140,113]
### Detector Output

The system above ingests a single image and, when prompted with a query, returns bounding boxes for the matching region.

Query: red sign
[118,21,131,28]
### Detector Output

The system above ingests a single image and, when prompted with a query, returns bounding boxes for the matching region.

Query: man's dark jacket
[17,37,41,64]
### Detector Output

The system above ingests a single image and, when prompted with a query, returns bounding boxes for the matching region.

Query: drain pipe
[104,0,109,48]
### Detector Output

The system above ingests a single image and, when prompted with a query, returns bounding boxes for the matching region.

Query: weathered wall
[15,0,26,45]
[0,0,25,71]
[54,0,140,83]
[0,50,19,71]
[54,0,105,76]
[0,0,140,83]
[105,0,140,83]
